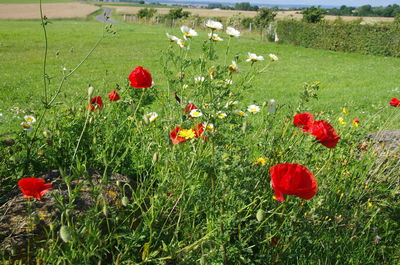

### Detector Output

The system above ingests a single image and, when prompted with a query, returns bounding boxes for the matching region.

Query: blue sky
[180,0,400,6]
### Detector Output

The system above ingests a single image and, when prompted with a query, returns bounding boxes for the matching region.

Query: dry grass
[111,6,394,23]
[0,3,99,20]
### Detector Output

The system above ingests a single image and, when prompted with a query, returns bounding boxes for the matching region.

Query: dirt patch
[0,3,99,20]
[111,6,394,23]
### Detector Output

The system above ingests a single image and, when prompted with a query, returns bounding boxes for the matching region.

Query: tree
[254,8,277,40]
[302,6,325,23]
[137,8,157,19]
[167,8,191,20]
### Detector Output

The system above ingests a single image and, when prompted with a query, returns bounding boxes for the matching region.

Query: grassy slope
[0,19,400,133]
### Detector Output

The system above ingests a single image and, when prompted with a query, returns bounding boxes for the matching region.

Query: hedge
[276,20,400,57]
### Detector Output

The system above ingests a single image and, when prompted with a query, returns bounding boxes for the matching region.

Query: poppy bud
[256,209,265,222]
[60,225,72,243]
[87,86,94,99]
[152,152,159,164]
[121,196,129,207]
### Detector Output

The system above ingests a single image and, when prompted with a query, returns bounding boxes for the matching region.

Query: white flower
[235,110,248,117]
[176,39,189,50]
[24,115,36,123]
[246,52,264,62]
[166,33,179,42]
[228,61,239,73]
[180,26,198,39]
[205,20,223,30]
[216,111,227,119]
[226,26,240,37]
[43,130,52,138]
[182,84,189,89]
[194,76,205,83]
[208,33,223,42]
[21,122,33,131]
[247,105,261,114]
[225,100,238,108]
[225,79,233,85]
[269,53,279,61]
[146,112,159,123]
[203,122,214,131]
[0,113,3,120]
[189,109,203,118]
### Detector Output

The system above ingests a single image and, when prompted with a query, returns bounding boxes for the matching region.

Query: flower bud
[102,205,108,216]
[256,209,265,222]
[152,152,159,164]
[60,225,72,243]
[121,196,129,207]
[87,86,94,99]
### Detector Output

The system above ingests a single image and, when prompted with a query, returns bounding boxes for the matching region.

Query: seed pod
[256,209,265,222]
[102,205,108,216]
[152,152,159,164]
[241,121,247,134]
[121,196,129,207]
[60,225,72,243]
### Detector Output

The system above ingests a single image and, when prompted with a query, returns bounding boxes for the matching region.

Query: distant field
[0,2,98,20]
[109,6,395,23]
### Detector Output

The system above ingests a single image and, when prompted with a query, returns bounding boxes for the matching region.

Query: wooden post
[249,23,252,32]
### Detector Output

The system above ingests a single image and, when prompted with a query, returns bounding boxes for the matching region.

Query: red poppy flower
[184,103,197,114]
[18,177,52,200]
[108,90,120,101]
[128,66,152,88]
[310,120,340,148]
[88,96,104,111]
[270,163,318,202]
[293,112,314,132]
[390,97,400,107]
[170,126,187,145]
[194,123,204,138]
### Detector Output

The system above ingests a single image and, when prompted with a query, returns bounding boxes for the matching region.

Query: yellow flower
[43,130,52,138]
[178,129,196,140]
[338,117,346,125]
[228,61,239,73]
[216,111,227,119]
[20,122,33,131]
[342,107,348,115]
[253,157,267,166]
[24,115,36,123]
[235,110,248,117]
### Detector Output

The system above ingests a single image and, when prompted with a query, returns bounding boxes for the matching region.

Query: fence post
[249,23,252,32]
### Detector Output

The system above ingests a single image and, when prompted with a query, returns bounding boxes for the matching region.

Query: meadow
[0,17,399,264]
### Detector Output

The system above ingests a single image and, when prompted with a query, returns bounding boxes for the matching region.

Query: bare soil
[0,3,99,20]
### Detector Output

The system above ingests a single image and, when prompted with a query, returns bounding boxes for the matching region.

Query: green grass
[0,0,73,3]
[1,20,399,135]
[0,19,399,264]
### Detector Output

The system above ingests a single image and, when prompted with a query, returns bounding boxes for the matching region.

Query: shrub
[302,6,325,23]
[167,8,191,20]
[137,8,157,19]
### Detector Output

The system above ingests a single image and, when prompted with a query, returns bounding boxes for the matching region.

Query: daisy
[180,26,198,39]
[216,111,227,119]
[146,112,159,123]
[203,122,214,131]
[269,53,279,61]
[194,76,205,83]
[189,109,203,118]
[21,122,33,131]
[246,53,264,62]
[235,110,248,117]
[225,100,238,108]
[43,130,52,138]
[208,33,223,42]
[226,26,240,38]
[166,33,179,42]
[176,39,189,50]
[228,61,239,73]
[205,19,223,30]
[24,115,36,123]
[247,105,261,114]
[225,79,233,85]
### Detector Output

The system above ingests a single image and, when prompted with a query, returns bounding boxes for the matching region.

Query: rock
[361,130,400,164]
[0,170,131,259]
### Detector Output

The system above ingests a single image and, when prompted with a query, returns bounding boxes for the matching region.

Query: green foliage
[241,17,253,28]
[302,6,325,23]
[234,2,259,11]
[277,20,400,57]
[254,8,277,29]
[136,8,157,19]
[166,8,191,20]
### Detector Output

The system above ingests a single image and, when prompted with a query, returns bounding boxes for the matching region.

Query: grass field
[1,19,399,133]
[0,18,399,263]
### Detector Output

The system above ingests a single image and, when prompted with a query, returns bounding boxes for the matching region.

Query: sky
[174,0,400,7]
